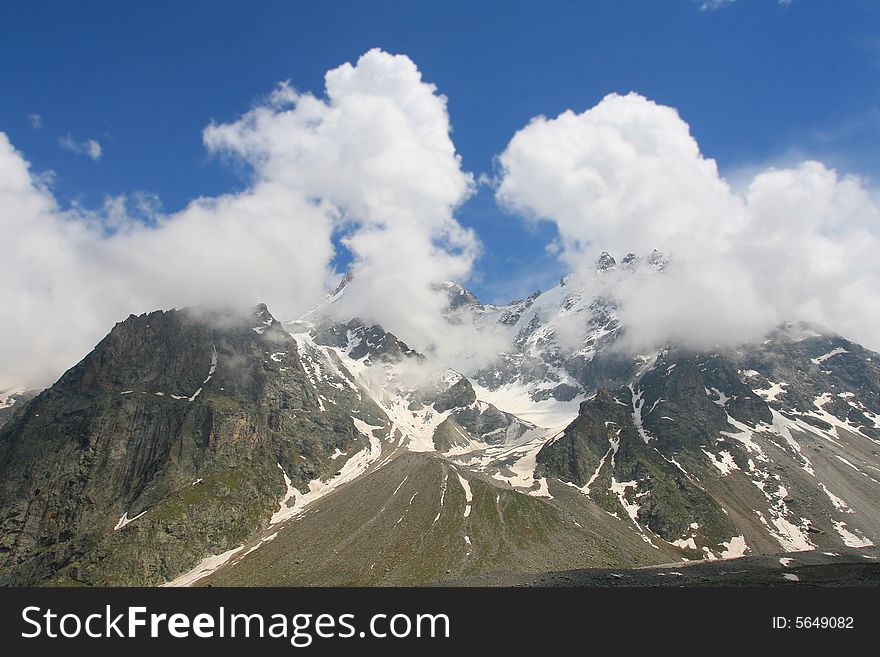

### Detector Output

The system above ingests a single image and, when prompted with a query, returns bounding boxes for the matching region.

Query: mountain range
[1,251,878,586]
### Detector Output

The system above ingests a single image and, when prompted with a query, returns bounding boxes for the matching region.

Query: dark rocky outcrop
[0,305,371,585]
[310,318,421,363]
[537,387,737,556]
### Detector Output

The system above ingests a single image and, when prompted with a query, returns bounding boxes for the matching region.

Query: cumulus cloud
[204,48,486,363]
[496,92,880,353]
[0,49,487,390]
[59,134,102,161]
[10,49,873,393]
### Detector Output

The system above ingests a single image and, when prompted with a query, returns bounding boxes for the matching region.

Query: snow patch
[703,449,739,476]
[720,535,748,559]
[431,472,448,529]
[754,381,787,403]
[629,384,652,443]
[163,546,244,587]
[456,472,472,518]
[819,483,853,514]
[811,347,848,365]
[113,510,147,530]
[706,387,730,407]
[270,427,384,527]
[188,344,218,402]
[832,521,873,548]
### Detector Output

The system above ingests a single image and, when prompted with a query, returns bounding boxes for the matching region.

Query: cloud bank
[496,92,880,353]
[0,49,480,390]
[203,49,482,361]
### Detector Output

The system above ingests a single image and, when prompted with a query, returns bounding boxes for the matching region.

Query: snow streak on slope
[113,510,147,531]
[271,418,385,526]
[166,425,387,587]
[450,426,553,498]
[163,546,246,587]
[456,471,472,518]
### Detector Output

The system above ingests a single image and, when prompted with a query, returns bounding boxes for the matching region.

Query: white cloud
[496,92,880,353]
[698,0,736,10]
[204,48,485,363]
[0,132,337,389]
[59,134,102,161]
[86,139,102,160]
[0,49,486,390]
[697,0,793,11]
[27,113,42,129]
[9,51,872,394]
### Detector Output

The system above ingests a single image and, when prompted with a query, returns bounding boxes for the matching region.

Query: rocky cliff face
[0,304,382,585]
[537,336,880,559]
[537,387,739,558]
[308,317,422,363]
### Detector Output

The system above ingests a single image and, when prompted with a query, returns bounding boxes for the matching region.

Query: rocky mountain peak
[309,317,422,363]
[334,272,354,295]
[596,251,617,271]
[648,249,667,270]
[254,302,274,321]
[433,281,482,311]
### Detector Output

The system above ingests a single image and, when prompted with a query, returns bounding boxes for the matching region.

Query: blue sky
[2,0,880,303]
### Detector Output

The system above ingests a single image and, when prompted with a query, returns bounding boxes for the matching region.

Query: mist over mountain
[3,50,880,397]
[1,47,880,587]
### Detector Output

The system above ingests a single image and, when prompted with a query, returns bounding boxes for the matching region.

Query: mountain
[0,254,878,586]
[537,336,880,559]
[0,305,388,585]
[465,250,669,410]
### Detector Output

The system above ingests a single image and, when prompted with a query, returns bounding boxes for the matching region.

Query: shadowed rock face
[537,339,880,560]
[0,305,376,586]
[537,387,738,556]
[310,318,421,363]
[432,377,477,413]
[739,325,880,438]
[433,399,529,452]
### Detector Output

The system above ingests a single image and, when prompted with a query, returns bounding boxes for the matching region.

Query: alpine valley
[1,252,879,587]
